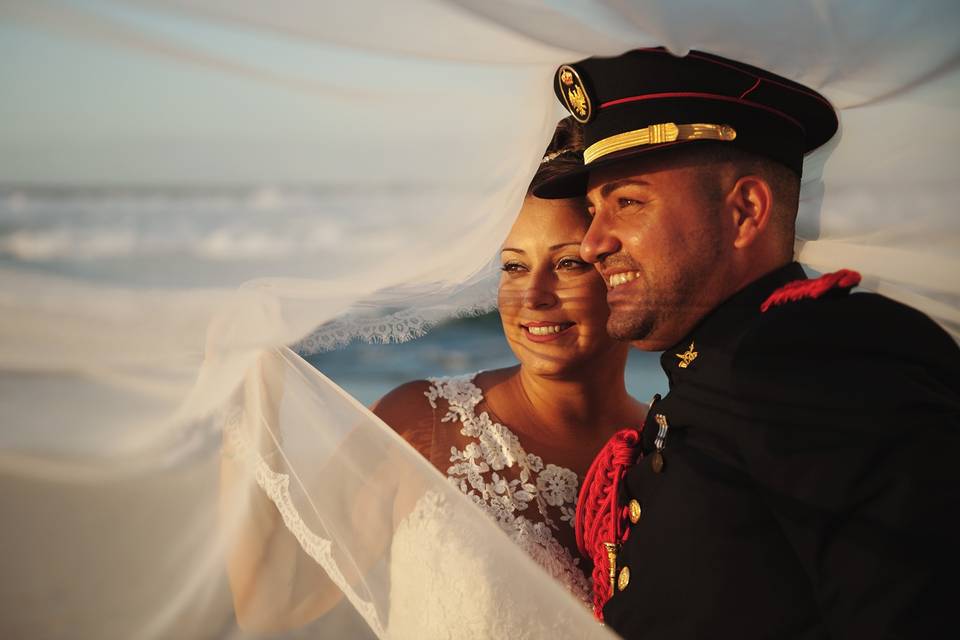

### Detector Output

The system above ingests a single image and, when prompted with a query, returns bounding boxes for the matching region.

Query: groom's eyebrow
[600,178,651,198]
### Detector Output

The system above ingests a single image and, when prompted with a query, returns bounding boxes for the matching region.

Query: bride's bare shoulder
[370,380,435,427]
[369,380,439,458]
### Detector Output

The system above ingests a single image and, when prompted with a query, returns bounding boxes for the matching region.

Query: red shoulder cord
[574,428,642,620]
[760,269,861,312]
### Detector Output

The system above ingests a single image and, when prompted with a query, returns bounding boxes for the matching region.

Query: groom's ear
[725,175,773,250]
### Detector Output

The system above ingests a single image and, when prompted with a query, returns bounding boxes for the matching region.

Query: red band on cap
[599,92,805,132]
[739,77,762,100]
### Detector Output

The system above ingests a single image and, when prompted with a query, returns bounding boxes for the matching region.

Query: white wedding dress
[387,375,593,638]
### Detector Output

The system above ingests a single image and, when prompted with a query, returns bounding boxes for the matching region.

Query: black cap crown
[535,48,838,198]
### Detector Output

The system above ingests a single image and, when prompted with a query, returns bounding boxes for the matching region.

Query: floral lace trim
[222,409,385,637]
[293,287,497,355]
[426,375,592,605]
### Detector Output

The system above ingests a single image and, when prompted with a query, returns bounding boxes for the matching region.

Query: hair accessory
[540,148,578,165]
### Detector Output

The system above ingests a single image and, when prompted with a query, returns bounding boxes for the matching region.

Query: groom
[536,49,960,638]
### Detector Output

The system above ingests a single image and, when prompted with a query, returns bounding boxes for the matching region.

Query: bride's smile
[521,321,575,342]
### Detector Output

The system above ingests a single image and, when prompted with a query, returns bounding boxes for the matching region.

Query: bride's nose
[522,271,559,310]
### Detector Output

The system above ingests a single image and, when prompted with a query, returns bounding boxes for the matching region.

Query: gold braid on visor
[583,122,737,165]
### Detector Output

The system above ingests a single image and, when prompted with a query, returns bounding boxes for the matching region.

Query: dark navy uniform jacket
[604,262,960,639]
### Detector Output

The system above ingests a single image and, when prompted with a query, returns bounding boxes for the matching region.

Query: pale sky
[0,0,555,186]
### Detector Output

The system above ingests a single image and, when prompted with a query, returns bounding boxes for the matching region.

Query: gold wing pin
[557,64,592,123]
[676,342,698,368]
[567,86,588,118]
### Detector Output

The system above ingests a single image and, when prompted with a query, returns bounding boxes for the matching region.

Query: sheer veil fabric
[1,1,958,638]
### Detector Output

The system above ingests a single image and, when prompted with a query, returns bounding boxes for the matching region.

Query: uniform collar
[659,261,807,384]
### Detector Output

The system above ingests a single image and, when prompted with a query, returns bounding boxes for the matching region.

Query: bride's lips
[521,321,575,343]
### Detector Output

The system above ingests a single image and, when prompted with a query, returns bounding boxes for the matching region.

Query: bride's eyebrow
[501,241,580,254]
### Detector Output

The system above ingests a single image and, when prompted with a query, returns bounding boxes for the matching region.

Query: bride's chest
[439,409,582,556]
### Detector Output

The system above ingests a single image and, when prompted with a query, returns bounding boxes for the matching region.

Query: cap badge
[557,64,592,124]
[676,341,698,368]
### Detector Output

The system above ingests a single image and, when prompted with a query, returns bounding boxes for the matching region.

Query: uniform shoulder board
[760,269,861,312]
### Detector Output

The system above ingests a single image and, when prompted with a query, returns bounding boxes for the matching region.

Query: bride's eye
[501,262,527,273]
[557,257,587,270]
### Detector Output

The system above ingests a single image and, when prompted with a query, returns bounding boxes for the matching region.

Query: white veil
[1,2,958,638]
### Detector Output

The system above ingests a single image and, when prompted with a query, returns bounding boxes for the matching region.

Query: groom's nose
[580,213,619,265]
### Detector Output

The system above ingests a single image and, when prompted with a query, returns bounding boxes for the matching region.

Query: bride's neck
[506,352,635,439]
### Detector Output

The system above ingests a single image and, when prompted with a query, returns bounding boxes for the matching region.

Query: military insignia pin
[676,342,698,368]
[556,64,592,124]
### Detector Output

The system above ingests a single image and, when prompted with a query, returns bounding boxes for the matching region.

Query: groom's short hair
[684,143,802,255]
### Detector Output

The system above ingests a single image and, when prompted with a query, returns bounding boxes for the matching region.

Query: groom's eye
[618,197,643,208]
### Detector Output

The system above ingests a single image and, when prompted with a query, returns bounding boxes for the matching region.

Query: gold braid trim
[584,122,736,165]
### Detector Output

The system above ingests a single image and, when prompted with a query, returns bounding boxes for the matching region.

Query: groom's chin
[606,312,653,345]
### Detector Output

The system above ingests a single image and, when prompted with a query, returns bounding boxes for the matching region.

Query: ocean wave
[0,186,478,266]
[0,229,138,261]
[0,222,345,262]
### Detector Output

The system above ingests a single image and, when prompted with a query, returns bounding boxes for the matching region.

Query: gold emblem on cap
[583,123,737,165]
[628,499,642,524]
[556,64,592,124]
[617,566,631,591]
[676,341,698,369]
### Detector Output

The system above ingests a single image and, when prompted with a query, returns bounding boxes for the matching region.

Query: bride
[371,116,648,604]
[221,118,646,636]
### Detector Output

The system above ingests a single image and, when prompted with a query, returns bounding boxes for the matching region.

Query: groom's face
[581,151,728,350]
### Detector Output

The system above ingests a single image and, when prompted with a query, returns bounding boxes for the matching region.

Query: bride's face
[498,196,624,376]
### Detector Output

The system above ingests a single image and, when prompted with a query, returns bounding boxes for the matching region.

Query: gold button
[628,499,642,524]
[617,566,630,591]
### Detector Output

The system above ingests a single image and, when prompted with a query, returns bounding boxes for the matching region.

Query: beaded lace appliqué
[425,375,592,605]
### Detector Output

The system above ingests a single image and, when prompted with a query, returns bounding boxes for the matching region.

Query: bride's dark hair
[528,116,584,194]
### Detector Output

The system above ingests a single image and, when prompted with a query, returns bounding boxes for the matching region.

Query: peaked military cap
[534,48,838,198]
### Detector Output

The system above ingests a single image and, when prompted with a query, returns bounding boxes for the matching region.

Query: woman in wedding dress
[221,118,646,636]
[372,117,648,604]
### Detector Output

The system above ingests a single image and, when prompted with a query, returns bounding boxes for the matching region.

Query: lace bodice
[424,374,592,604]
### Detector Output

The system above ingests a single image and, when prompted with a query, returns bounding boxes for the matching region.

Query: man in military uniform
[535,48,960,638]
